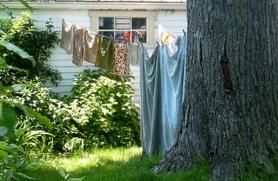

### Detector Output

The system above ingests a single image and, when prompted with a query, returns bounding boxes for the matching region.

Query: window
[98,17,147,43]
[90,11,155,47]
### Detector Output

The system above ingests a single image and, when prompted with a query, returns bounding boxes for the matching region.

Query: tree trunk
[154,0,278,180]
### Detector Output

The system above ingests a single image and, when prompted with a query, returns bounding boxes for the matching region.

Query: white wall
[31,9,94,95]
[0,8,187,104]
[156,10,187,38]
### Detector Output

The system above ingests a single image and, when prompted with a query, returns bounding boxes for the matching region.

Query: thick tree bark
[154,0,278,180]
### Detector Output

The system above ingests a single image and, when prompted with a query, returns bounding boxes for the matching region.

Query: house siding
[0,7,186,103]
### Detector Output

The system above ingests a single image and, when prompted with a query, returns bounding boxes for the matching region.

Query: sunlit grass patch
[24,147,211,181]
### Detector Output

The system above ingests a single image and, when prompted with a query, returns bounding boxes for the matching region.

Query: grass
[23,147,211,181]
[22,147,278,181]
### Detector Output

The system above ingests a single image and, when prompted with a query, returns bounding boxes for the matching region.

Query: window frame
[89,10,156,47]
[98,17,148,43]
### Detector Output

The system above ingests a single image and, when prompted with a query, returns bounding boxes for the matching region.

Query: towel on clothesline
[140,34,187,156]
[83,32,99,63]
[72,27,85,66]
[95,36,114,71]
[61,19,146,74]
[128,44,141,66]
[61,19,76,54]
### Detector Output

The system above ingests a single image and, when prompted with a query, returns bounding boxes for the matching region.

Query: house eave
[1,2,186,11]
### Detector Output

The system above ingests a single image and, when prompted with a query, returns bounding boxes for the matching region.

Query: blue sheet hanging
[140,34,187,155]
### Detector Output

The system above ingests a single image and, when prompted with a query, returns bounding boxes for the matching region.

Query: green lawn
[23,147,278,181]
[23,147,210,181]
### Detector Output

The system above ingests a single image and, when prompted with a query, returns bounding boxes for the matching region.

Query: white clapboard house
[0,0,187,103]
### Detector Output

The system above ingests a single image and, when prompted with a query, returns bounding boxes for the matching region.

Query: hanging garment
[72,27,85,66]
[91,34,100,63]
[112,42,130,77]
[128,44,141,66]
[140,46,162,155]
[140,34,187,155]
[95,36,114,72]
[158,34,187,154]
[83,31,98,63]
[61,19,76,54]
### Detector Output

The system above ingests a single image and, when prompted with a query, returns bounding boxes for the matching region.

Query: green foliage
[0,13,61,85]
[0,40,35,65]
[0,102,17,138]
[5,69,140,153]
[0,86,53,180]
[0,11,139,153]
[0,90,52,180]
[0,24,54,180]
[5,80,72,152]
[69,69,140,148]
[0,139,32,181]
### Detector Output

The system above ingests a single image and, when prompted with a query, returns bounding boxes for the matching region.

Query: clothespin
[137,40,143,47]
[182,29,186,35]
[156,41,160,46]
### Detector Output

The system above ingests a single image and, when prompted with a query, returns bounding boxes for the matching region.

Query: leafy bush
[0,13,61,85]
[0,3,57,179]
[1,38,140,152]
[7,80,75,152]
[69,69,140,148]
[0,39,52,180]
[6,69,140,152]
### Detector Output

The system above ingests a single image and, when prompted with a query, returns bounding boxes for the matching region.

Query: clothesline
[60,19,141,77]
[60,19,188,155]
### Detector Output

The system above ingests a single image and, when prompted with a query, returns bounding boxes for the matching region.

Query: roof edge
[1,2,186,11]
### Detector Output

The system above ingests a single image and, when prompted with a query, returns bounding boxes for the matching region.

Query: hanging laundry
[83,32,99,63]
[140,46,161,155]
[128,44,141,66]
[91,34,100,63]
[158,34,187,154]
[112,42,130,77]
[140,34,187,155]
[61,19,76,54]
[72,27,85,66]
[95,36,114,72]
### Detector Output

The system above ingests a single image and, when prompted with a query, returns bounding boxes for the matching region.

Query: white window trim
[89,10,156,48]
